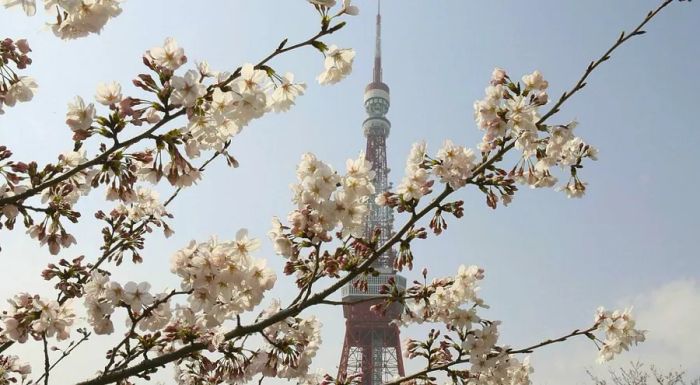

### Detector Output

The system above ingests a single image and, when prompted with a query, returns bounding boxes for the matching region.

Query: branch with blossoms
[0,139,228,358]
[371,269,644,385]
[0,0,358,256]
[62,2,691,385]
[0,0,693,385]
[0,0,362,380]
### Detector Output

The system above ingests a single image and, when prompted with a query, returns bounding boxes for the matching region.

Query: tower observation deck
[337,2,406,384]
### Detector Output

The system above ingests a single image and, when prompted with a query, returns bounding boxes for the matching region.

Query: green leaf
[311,40,328,53]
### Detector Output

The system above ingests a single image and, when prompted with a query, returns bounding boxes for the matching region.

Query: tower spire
[373,0,382,83]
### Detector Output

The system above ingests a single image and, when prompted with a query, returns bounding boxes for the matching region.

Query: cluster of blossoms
[0,354,31,384]
[21,148,172,255]
[82,272,170,335]
[1,0,122,40]
[474,68,598,198]
[113,186,168,224]
[287,153,375,242]
[182,63,304,156]
[254,301,323,379]
[130,37,310,187]
[0,37,36,114]
[394,142,433,202]
[397,267,521,384]
[386,139,476,205]
[307,0,360,85]
[0,145,29,230]
[398,265,486,327]
[169,281,318,384]
[397,269,646,385]
[307,0,360,90]
[474,69,548,155]
[433,140,477,190]
[43,149,95,204]
[265,153,379,290]
[594,307,647,363]
[170,230,276,327]
[1,293,75,343]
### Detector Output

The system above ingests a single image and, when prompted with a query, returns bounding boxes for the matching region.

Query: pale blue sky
[0,1,698,384]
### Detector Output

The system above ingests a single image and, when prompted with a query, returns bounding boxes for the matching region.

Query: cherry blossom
[148,37,187,71]
[2,76,37,107]
[95,81,122,106]
[270,72,307,112]
[65,96,96,135]
[0,355,31,384]
[170,69,206,107]
[317,45,355,85]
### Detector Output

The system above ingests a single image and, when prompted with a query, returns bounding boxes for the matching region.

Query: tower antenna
[373,0,383,83]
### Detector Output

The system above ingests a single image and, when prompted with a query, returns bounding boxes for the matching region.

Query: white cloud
[628,279,700,371]
[533,279,700,385]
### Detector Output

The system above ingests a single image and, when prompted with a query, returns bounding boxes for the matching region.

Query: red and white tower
[337,2,406,384]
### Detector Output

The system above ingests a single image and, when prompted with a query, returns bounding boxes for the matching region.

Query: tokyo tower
[337,2,406,384]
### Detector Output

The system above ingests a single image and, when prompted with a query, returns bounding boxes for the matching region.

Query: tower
[337,2,406,384]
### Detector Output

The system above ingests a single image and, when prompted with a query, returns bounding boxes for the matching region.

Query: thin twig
[537,0,674,126]
[35,331,91,384]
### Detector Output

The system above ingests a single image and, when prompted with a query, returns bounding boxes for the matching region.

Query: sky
[0,1,699,384]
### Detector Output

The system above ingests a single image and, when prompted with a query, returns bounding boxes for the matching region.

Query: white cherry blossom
[149,37,187,70]
[269,73,306,112]
[122,281,154,310]
[95,81,122,105]
[65,96,95,132]
[170,69,205,107]
[2,76,37,106]
[317,45,355,85]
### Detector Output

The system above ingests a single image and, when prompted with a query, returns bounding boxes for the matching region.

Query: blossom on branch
[317,45,355,85]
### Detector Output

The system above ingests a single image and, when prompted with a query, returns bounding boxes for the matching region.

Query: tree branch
[380,325,599,385]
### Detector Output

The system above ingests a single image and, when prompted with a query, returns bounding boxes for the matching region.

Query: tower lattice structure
[338,2,406,384]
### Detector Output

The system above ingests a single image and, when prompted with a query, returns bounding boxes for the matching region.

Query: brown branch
[507,326,597,354]
[0,109,186,207]
[319,293,421,307]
